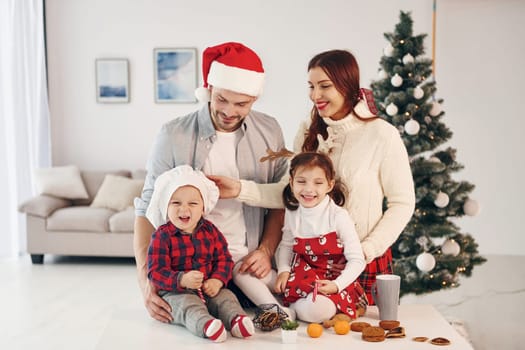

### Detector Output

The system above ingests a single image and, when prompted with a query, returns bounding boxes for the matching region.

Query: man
[134,42,288,323]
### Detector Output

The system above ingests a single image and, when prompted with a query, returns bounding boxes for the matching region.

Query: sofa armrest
[18,195,72,218]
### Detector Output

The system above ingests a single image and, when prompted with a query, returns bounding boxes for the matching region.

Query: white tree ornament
[416,252,436,272]
[413,86,424,99]
[463,198,480,216]
[442,239,461,256]
[404,119,420,135]
[430,101,442,116]
[402,53,415,64]
[384,43,394,57]
[386,103,398,116]
[391,74,403,87]
[434,191,450,208]
[378,69,388,79]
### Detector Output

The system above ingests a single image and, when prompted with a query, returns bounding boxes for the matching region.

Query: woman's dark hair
[283,152,347,210]
[303,50,375,152]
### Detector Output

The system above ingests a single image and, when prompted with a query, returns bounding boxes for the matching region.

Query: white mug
[371,274,401,320]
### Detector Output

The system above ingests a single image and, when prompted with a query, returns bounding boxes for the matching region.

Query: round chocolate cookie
[350,321,371,332]
[431,337,451,346]
[362,326,385,342]
[379,320,400,330]
[412,336,429,342]
[385,326,406,338]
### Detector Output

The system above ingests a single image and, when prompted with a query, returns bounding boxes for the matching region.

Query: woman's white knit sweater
[239,107,415,262]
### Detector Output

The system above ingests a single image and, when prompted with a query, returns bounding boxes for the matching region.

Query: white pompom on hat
[195,42,265,102]
[146,165,219,228]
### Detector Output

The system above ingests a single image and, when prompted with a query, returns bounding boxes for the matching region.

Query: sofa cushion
[47,207,115,232]
[18,195,72,218]
[132,169,147,180]
[91,174,144,211]
[109,207,135,232]
[34,165,89,199]
[73,170,131,206]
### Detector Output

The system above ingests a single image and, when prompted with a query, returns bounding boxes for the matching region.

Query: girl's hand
[206,175,241,198]
[202,278,223,297]
[316,280,338,295]
[274,272,290,294]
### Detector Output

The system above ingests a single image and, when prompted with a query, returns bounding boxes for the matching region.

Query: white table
[355,304,474,349]
[96,304,474,349]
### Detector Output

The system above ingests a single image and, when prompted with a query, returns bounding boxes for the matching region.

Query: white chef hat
[146,165,219,228]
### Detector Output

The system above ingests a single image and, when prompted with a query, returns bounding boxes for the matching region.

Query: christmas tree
[370,11,486,296]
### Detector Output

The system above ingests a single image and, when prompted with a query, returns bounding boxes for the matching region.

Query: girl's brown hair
[303,50,375,152]
[283,152,347,210]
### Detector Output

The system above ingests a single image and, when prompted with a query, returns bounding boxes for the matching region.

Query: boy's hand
[180,270,204,289]
[274,271,290,294]
[202,278,223,297]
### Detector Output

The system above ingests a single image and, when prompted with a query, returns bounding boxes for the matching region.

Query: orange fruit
[333,320,350,335]
[307,323,323,338]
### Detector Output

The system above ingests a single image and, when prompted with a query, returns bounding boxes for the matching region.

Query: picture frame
[95,58,129,103]
[154,48,197,103]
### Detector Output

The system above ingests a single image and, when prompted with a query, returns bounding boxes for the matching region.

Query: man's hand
[238,248,272,278]
[207,175,241,199]
[135,216,172,322]
[202,278,223,297]
[180,270,204,289]
[140,278,173,323]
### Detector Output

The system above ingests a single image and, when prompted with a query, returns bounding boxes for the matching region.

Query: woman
[209,49,415,303]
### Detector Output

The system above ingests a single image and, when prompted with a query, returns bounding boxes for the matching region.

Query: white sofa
[18,169,144,264]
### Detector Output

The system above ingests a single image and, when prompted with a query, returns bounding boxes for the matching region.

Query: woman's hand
[207,175,241,198]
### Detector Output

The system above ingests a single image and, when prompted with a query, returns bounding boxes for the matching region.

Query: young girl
[274,152,367,323]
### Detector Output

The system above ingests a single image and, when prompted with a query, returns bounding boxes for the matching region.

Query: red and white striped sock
[230,315,255,339]
[204,319,227,342]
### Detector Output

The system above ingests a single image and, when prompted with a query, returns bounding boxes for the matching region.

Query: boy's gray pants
[160,288,245,338]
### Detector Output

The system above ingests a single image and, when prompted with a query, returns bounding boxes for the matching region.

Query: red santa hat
[194,42,265,102]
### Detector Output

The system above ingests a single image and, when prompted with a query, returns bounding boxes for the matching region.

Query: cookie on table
[431,337,451,346]
[385,326,406,338]
[379,320,400,330]
[350,321,371,332]
[362,326,385,342]
[412,336,429,342]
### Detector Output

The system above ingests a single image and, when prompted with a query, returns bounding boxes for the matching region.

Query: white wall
[435,0,525,256]
[45,0,525,255]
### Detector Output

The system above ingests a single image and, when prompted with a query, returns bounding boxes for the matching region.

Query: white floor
[0,254,523,350]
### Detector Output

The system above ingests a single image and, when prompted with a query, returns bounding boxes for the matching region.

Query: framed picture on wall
[95,58,130,103]
[154,48,197,103]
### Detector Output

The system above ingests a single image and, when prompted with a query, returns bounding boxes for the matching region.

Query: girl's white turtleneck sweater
[276,195,365,292]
